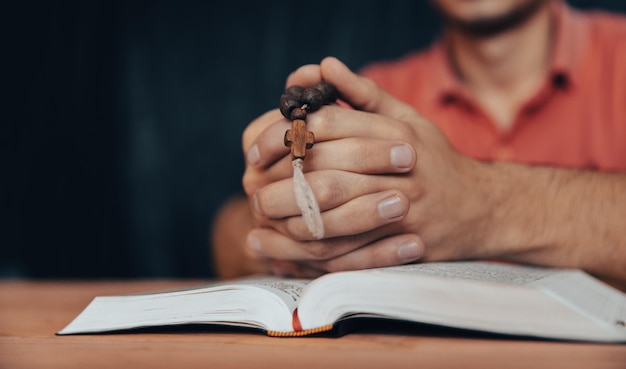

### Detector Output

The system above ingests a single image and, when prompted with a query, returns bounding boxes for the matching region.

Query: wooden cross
[284,119,315,160]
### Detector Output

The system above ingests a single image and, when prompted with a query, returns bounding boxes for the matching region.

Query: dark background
[2,0,625,279]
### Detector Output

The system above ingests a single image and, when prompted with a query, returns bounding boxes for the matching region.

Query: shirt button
[494,146,515,161]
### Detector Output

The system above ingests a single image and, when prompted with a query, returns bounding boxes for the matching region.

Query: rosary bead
[314,81,338,105]
[290,107,307,121]
[280,82,337,119]
[280,94,301,119]
[301,87,323,112]
[285,85,304,98]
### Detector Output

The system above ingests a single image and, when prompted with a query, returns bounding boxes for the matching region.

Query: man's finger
[318,56,421,122]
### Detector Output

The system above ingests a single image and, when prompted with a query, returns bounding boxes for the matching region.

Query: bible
[57,261,626,343]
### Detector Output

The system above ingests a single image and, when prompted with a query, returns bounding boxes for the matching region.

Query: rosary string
[281,82,338,239]
[292,158,324,239]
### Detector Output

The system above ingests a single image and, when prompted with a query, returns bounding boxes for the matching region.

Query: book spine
[266,309,333,337]
[267,324,334,337]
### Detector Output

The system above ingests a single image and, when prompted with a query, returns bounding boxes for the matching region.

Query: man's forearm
[484,162,626,288]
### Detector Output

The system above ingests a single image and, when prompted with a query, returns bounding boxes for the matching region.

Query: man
[212,0,626,289]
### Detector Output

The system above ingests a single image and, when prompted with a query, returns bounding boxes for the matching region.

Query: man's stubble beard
[433,0,549,38]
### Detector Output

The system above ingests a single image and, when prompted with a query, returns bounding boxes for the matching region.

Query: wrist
[469,160,551,260]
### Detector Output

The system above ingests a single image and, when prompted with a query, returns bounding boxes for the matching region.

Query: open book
[58,261,626,342]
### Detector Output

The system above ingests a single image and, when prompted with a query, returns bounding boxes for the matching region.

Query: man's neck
[446,3,555,131]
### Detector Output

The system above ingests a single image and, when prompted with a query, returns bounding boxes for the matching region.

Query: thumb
[318,56,421,122]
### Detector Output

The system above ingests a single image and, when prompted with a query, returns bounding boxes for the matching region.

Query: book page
[378,261,557,285]
[531,271,626,329]
[236,277,310,311]
[380,262,626,328]
[298,261,626,342]
[131,276,310,311]
[58,277,312,335]
[378,262,626,328]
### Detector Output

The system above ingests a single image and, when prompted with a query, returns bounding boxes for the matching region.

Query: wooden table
[1,280,625,369]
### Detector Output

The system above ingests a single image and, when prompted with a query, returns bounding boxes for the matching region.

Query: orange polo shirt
[359,4,626,171]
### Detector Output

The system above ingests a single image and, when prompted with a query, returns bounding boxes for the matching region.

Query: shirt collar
[550,2,589,86]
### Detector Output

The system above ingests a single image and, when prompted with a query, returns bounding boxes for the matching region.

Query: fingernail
[390,145,414,169]
[378,196,404,220]
[247,144,260,165]
[247,235,261,253]
[397,242,422,260]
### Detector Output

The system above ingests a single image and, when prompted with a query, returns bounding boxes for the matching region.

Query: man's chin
[438,0,548,38]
